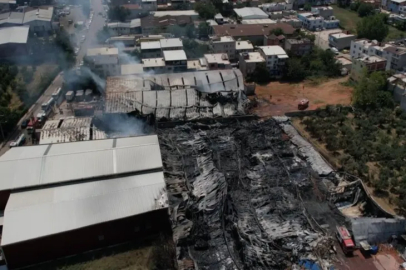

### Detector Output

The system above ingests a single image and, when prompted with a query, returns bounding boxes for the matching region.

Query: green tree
[183,39,209,58]
[356,14,389,42]
[270,28,284,36]
[350,0,361,11]
[284,58,307,81]
[194,2,217,20]
[247,63,271,84]
[54,28,75,69]
[198,22,210,38]
[353,71,392,108]
[304,3,312,11]
[108,6,130,22]
[357,2,375,17]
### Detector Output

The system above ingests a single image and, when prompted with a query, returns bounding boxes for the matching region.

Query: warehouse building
[0,25,30,58]
[0,136,168,269]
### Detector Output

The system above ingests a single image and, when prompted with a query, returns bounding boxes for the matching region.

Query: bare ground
[250,77,353,117]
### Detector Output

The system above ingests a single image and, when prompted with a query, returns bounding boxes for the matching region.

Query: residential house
[141,0,157,11]
[141,15,192,35]
[204,53,232,70]
[140,38,183,58]
[261,2,289,12]
[85,47,120,77]
[284,38,313,56]
[297,13,324,31]
[264,34,285,46]
[323,16,340,29]
[235,40,254,56]
[387,72,406,110]
[269,11,283,20]
[329,32,356,50]
[350,39,406,70]
[351,55,386,81]
[238,52,265,76]
[120,4,147,19]
[388,0,406,13]
[106,19,141,36]
[210,36,236,60]
[277,17,302,28]
[234,7,269,20]
[163,50,187,72]
[258,45,289,77]
[214,13,224,24]
[311,6,333,19]
[212,23,295,44]
[142,58,166,73]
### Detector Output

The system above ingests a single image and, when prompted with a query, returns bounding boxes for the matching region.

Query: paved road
[0,0,105,156]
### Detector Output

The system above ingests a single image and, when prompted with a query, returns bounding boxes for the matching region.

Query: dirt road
[250,77,353,117]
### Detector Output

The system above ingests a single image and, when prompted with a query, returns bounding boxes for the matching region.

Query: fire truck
[336,226,355,255]
[298,99,309,110]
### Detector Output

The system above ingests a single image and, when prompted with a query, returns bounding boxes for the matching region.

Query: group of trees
[284,48,342,81]
[357,14,389,41]
[194,0,234,20]
[353,71,394,108]
[350,1,376,17]
[108,6,131,22]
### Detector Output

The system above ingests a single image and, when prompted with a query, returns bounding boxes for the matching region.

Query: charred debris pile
[158,119,346,270]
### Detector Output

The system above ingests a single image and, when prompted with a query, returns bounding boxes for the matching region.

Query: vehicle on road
[20,119,29,129]
[10,133,26,147]
[27,117,41,134]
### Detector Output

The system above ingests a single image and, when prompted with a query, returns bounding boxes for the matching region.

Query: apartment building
[388,0,406,13]
[311,6,333,19]
[351,55,387,81]
[204,54,232,70]
[163,50,187,72]
[323,16,340,29]
[329,32,356,50]
[258,45,289,77]
[350,39,406,71]
[238,52,265,76]
[85,47,120,77]
[285,38,313,56]
[210,36,236,61]
[235,40,254,56]
[140,38,183,59]
[262,2,289,12]
[297,13,324,30]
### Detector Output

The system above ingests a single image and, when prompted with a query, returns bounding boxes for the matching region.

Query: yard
[332,5,405,41]
[250,77,353,117]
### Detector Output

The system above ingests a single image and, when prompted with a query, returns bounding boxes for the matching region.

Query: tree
[198,22,210,38]
[284,59,307,81]
[54,28,75,69]
[247,63,272,84]
[304,3,312,11]
[194,2,217,20]
[357,2,375,17]
[270,28,284,36]
[183,39,209,58]
[356,14,389,42]
[108,6,130,22]
[350,0,361,11]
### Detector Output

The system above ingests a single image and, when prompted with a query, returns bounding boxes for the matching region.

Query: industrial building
[0,136,168,269]
[104,70,247,119]
[0,25,30,58]
[233,7,269,20]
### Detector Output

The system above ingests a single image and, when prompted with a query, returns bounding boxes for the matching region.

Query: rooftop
[0,135,163,191]
[151,10,198,17]
[140,40,161,50]
[107,18,141,28]
[286,38,312,44]
[212,23,295,37]
[330,33,355,38]
[87,47,119,56]
[142,57,165,67]
[234,7,268,18]
[356,55,386,63]
[2,170,166,246]
[241,19,277,24]
[236,40,254,50]
[121,3,141,9]
[204,53,230,64]
[0,6,53,25]
[163,50,187,61]
[0,26,29,45]
[160,38,183,48]
[141,14,192,28]
[259,45,288,56]
[121,63,144,75]
[241,52,265,63]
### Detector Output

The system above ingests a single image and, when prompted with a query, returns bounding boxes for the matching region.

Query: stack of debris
[159,119,340,270]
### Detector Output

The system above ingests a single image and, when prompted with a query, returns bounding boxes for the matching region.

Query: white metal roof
[0,26,29,45]
[234,7,268,19]
[160,38,182,49]
[163,50,187,61]
[1,171,166,246]
[0,135,163,191]
[140,41,161,50]
[259,45,288,56]
[241,18,276,24]
[152,10,198,17]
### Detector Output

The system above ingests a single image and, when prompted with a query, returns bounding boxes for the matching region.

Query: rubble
[159,119,344,270]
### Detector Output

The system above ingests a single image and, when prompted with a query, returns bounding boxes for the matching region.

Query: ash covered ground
[158,119,347,270]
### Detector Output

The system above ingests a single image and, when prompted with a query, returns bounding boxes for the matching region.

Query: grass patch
[332,5,405,41]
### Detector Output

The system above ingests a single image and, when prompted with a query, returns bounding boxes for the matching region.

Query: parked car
[20,119,29,129]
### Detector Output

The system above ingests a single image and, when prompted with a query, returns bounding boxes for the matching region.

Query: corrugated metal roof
[163,50,187,61]
[0,135,162,191]
[0,26,29,45]
[2,171,166,246]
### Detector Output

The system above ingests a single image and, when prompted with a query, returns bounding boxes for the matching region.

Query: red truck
[336,226,356,255]
[27,117,42,134]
